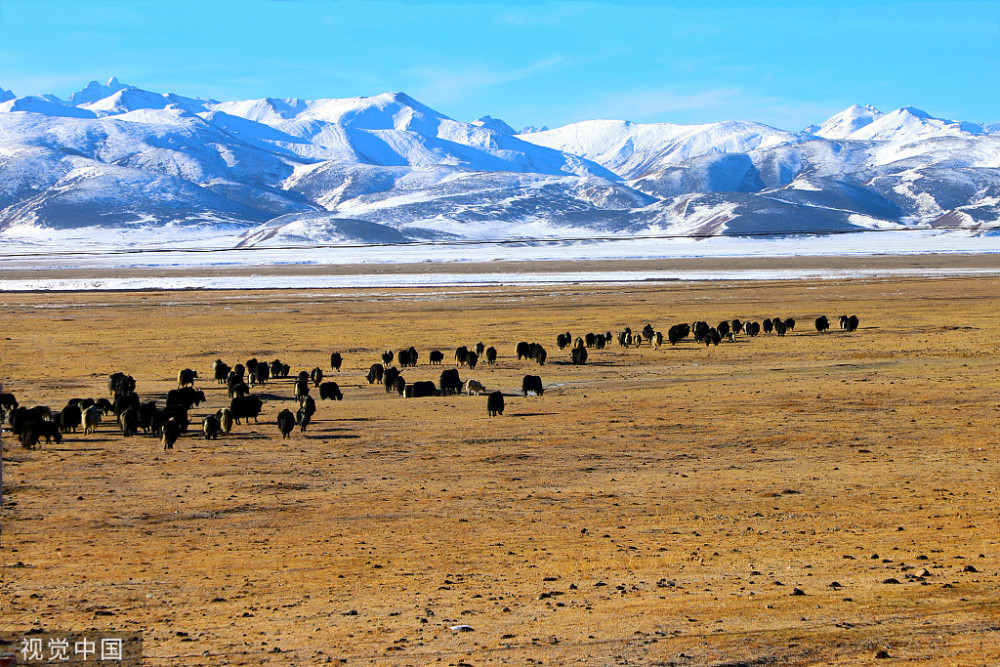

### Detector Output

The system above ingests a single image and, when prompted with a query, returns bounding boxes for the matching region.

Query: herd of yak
[1,313,859,450]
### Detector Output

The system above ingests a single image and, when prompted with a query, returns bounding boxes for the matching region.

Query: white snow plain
[1,229,998,291]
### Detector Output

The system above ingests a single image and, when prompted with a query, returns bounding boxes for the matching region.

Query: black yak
[522,375,543,397]
[319,382,343,400]
[277,409,296,439]
[440,368,463,395]
[487,391,505,416]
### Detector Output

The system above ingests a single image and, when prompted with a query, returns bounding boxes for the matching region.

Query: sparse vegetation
[1,272,999,665]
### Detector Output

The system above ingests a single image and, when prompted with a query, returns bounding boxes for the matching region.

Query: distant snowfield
[1,229,999,291]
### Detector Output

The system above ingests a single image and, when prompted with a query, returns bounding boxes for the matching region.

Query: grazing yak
[319,382,344,400]
[36,420,63,445]
[774,319,787,336]
[330,352,343,372]
[440,368,463,395]
[166,387,206,411]
[455,346,469,366]
[108,372,135,398]
[251,363,270,385]
[389,375,406,396]
[216,408,234,434]
[112,392,140,418]
[161,417,182,450]
[485,347,497,365]
[59,403,83,433]
[213,360,231,384]
[298,396,316,432]
[429,350,444,365]
[784,317,796,330]
[150,410,167,437]
[668,323,690,345]
[366,363,385,385]
[532,345,547,366]
[515,341,531,360]
[228,373,249,399]
[119,406,140,438]
[815,315,830,332]
[311,366,324,387]
[177,368,198,388]
[139,401,156,433]
[522,374,544,397]
[19,422,44,449]
[160,406,190,434]
[464,380,487,395]
[585,332,597,348]
[405,381,437,398]
[294,376,311,401]
[202,415,222,440]
[0,392,19,412]
[642,323,655,342]
[384,367,401,393]
[692,321,712,343]
[277,409,296,439]
[14,409,61,448]
[382,350,395,365]
[476,342,485,356]
[841,315,860,332]
[398,347,419,368]
[571,346,588,365]
[467,351,479,370]
[762,318,774,334]
[84,405,102,434]
[487,391,505,416]
[556,332,571,349]
[230,396,264,424]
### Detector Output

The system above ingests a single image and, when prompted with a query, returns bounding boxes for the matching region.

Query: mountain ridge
[1,79,999,246]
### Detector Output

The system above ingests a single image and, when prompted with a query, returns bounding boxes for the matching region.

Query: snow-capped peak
[78,86,211,116]
[0,95,96,118]
[519,125,549,134]
[520,117,801,180]
[0,86,14,104]
[848,106,980,141]
[471,115,516,135]
[805,104,883,139]
[68,76,129,106]
[212,91,449,134]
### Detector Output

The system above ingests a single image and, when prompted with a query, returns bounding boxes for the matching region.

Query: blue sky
[1,0,998,130]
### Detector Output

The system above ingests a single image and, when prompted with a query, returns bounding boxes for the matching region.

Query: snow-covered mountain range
[2,78,999,247]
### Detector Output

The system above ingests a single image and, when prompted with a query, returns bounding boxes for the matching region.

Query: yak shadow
[65,436,120,444]
[249,392,288,402]
[198,431,273,441]
[43,447,105,452]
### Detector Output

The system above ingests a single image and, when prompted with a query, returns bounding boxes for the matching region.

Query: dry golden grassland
[2,272,1000,665]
